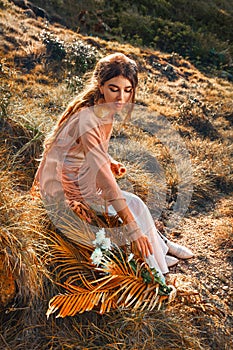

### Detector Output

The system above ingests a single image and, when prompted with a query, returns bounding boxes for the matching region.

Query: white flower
[93,229,106,246]
[127,253,134,262]
[101,237,111,250]
[91,247,103,266]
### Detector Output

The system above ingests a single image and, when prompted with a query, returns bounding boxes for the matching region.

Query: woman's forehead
[104,75,132,87]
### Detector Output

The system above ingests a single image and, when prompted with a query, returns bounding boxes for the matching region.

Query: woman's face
[99,75,133,110]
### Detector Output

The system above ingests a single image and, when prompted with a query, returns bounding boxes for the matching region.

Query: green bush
[152,19,197,57]
[66,40,98,75]
[65,75,84,94]
[40,31,98,77]
[41,31,66,62]
[120,11,155,46]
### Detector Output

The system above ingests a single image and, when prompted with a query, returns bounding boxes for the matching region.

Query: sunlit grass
[0,0,232,348]
[0,165,49,303]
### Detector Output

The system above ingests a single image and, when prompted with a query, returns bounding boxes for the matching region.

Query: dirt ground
[169,196,232,307]
[164,195,233,343]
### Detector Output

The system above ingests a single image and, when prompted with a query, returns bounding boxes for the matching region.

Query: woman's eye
[109,87,132,93]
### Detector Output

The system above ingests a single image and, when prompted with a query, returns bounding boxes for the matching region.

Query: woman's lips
[115,102,124,108]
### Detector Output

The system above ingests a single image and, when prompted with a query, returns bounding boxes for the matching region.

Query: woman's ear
[99,84,104,95]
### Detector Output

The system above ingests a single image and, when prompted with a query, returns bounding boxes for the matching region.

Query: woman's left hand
[110,160,127,178]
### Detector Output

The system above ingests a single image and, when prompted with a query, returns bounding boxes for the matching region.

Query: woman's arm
[117,207,153,257]
[80,120,153,257]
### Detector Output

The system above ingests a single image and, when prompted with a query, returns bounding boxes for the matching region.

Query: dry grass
[0,0,233,348]
[212,197,233,251]
[0,168,49,305]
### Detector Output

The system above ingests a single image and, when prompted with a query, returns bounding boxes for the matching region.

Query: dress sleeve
[80,121,127,212]
[78,110,143,241]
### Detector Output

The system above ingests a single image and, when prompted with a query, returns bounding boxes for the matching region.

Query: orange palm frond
[46,273,174,317]
[46,239,176,318]
[47,230,95,281]
[48,230,92,263]
[46,288,116,317]
[53,211,96,248]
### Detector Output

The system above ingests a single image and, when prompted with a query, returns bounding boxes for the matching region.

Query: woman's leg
[120,191,170,277]
[92,191,185,280]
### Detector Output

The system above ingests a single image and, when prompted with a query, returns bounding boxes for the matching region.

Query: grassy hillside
[0,0,233,348]
[15,0,233,78]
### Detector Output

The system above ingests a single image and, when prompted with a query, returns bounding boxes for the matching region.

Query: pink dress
[34,106,169,278]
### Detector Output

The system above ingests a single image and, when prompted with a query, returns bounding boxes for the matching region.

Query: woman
[34,52,193,280]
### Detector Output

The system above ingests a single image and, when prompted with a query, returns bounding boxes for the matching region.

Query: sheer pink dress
[34,106,169,279]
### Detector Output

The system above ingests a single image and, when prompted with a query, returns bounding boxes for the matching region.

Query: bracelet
[126,221,142,241]
[128,227,141,237]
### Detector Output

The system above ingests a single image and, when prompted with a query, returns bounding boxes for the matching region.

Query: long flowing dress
[34,106,169,279]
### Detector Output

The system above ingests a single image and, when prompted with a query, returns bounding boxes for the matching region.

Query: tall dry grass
[0,1,233,348]
[0,155,49,304]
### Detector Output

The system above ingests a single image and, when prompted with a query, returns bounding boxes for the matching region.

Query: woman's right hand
[133,234,153,258]
[116,210,153,258]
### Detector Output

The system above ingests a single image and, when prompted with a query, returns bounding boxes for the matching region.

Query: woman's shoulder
[78,106,101,133]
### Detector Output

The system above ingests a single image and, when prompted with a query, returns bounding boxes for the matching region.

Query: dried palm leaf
[47,230,95,282]
[49,208,96,247]
[46,234,176,318]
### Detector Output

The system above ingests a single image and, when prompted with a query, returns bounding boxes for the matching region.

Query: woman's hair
[59,52,138,126]
[43,52,138,150]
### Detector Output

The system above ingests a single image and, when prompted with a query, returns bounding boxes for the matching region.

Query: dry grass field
[0,0,232,349]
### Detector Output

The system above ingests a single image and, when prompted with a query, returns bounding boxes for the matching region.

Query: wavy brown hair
[43,52,138,152]
[59,52,138,124]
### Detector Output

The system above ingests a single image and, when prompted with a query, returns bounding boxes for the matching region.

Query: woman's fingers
[68,200,92,223]
[79,206,92,223]
[148,239,153,255]
[136,236,153,258]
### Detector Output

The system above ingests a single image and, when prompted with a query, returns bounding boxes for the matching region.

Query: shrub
[41,31,66,62]
[41,31,98,77]
[153,19,198,58]
[66,40,98,75]
[118,11,155,46]
[65,75,83,94]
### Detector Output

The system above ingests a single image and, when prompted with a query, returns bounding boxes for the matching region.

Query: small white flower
[127,253,134,262]
[91,247,103,266]
[93,228,106,246]
[101,237,111,250]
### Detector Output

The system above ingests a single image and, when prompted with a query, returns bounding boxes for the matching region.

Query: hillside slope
[0,0,233,349]
[10,0,233,78]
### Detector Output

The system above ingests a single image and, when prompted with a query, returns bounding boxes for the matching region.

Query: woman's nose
[117,90,125,101]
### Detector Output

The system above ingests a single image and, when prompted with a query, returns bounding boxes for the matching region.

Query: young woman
[34,52,193,280]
